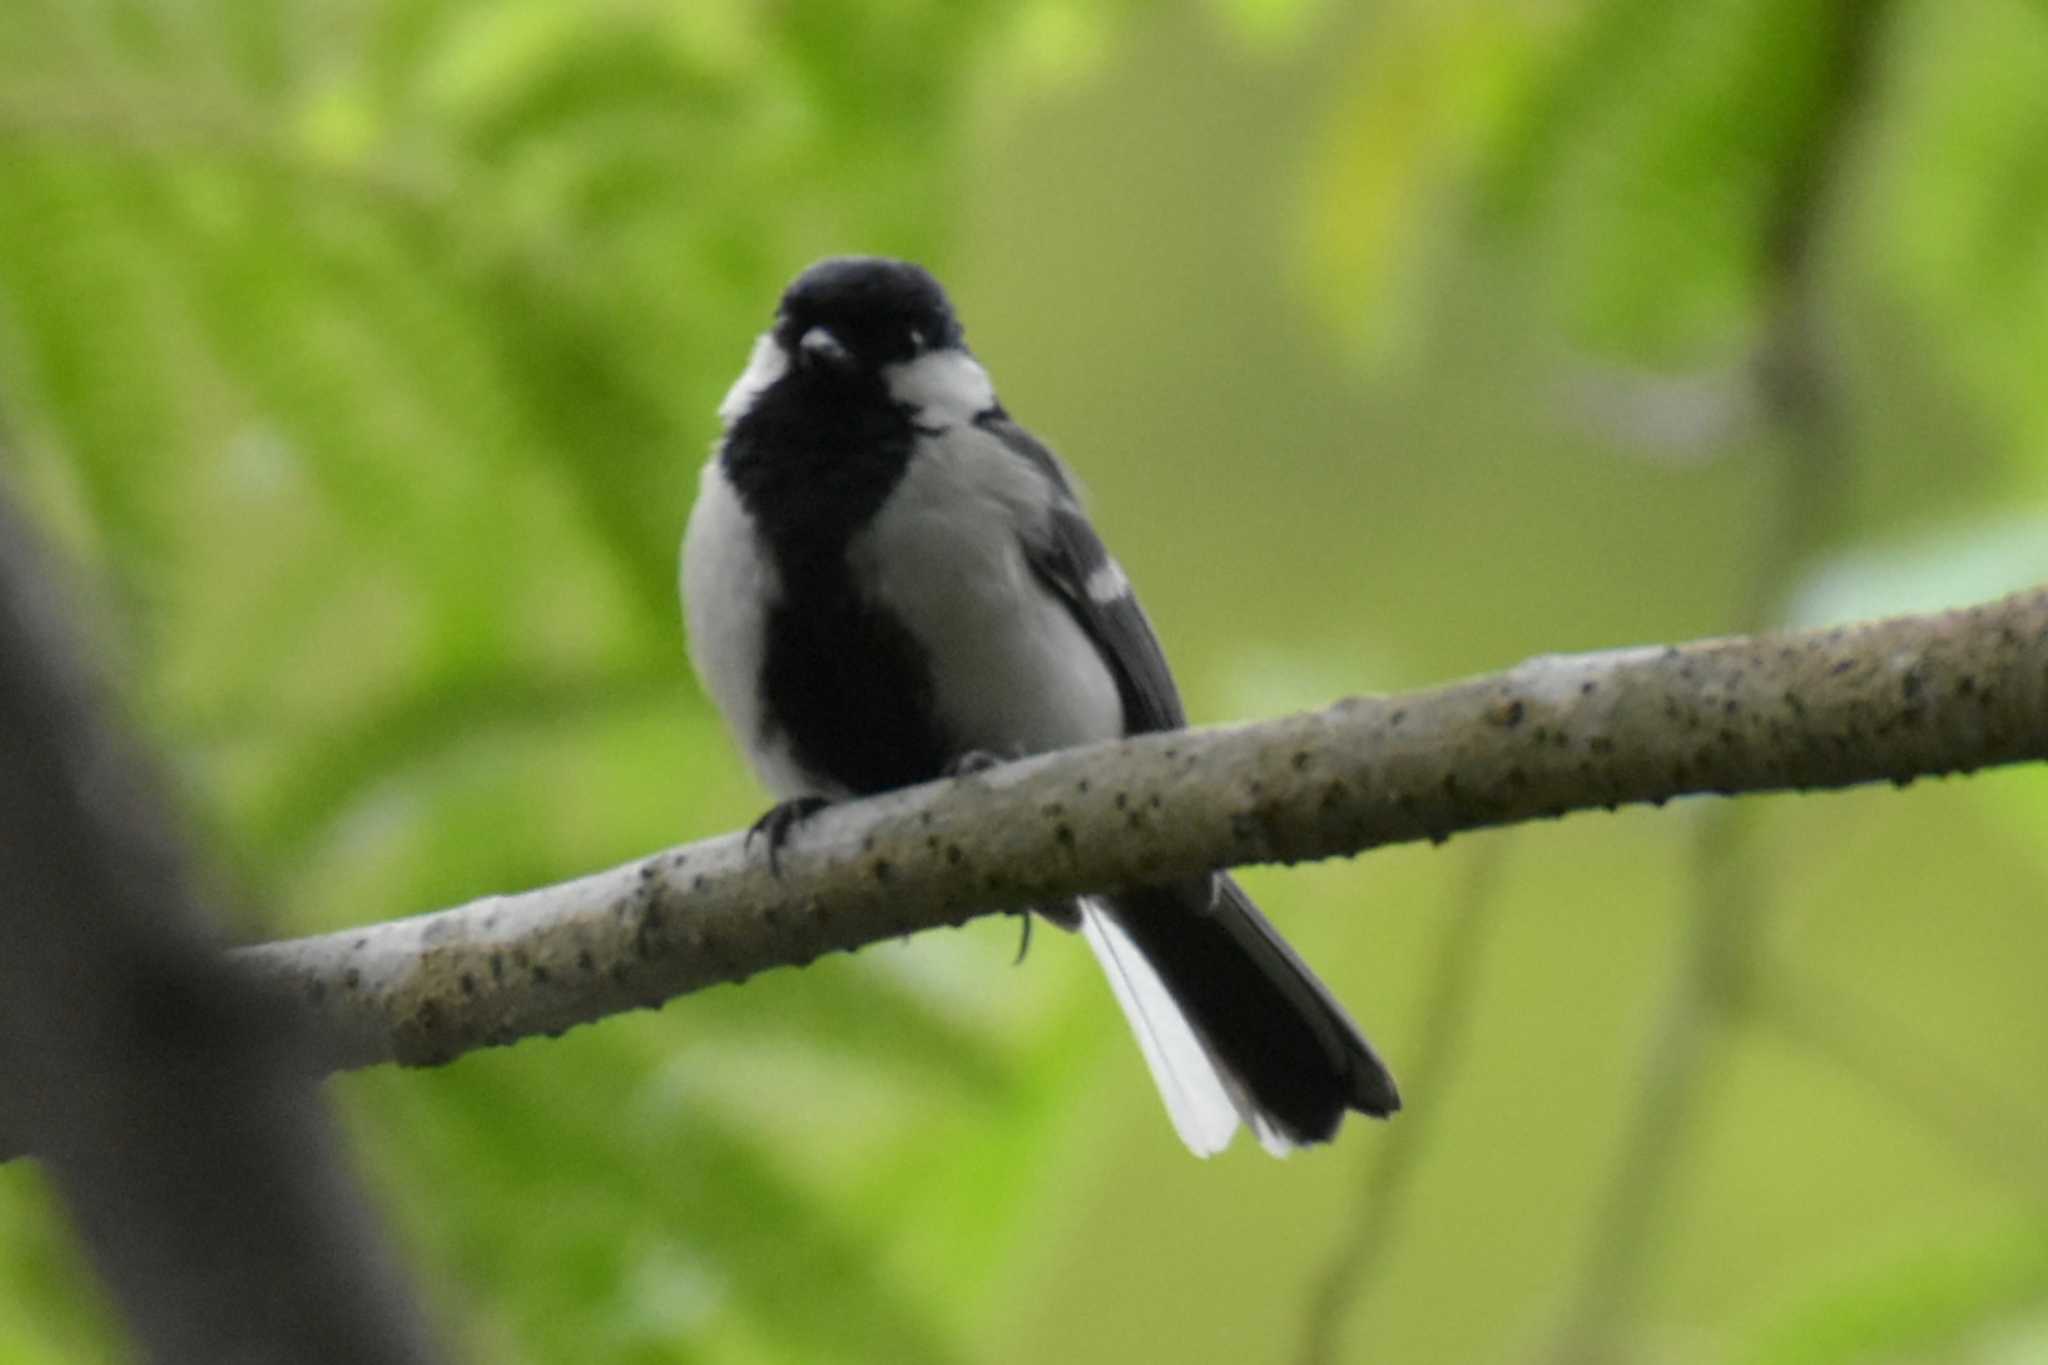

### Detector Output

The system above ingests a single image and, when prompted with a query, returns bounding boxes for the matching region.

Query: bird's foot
[746,796,832,877]
[943,752,1043,960]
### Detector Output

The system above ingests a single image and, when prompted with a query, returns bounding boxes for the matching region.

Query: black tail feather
[1101,876,1398,1146]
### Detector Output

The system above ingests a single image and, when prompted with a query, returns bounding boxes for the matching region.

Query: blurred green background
[4,0,2048,1361]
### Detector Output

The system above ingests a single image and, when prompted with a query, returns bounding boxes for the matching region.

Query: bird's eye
[798,325,853,368]
[907,327,926,351]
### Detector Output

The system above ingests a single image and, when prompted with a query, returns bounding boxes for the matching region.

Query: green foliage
[1741,1221,2048,1365]
[4,1,2048,1362]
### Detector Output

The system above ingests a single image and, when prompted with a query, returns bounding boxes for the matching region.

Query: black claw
[747,796,832,876]
[1012,912,1034,965]
[944,749,1004,779]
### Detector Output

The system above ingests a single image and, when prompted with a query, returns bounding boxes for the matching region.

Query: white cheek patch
[881,349,997,426]
[1085,559,1132,605]
[718,333,790,426]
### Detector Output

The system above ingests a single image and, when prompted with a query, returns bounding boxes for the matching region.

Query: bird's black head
[772,257,965,373]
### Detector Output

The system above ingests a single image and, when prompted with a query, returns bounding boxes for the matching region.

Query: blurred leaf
[228,663,679,863]
[1739,1220,2048,1365]
[0,1172,122,1363]
[1781,511,2048,629]
[353,1046,964,1365]
[1297,0,1542,361]
[1481,0,1877,360]
[1853,0,2048,479]
[1207,0,1329,57]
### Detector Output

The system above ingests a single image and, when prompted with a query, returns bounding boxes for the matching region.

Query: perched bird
[681,256,1399,1155]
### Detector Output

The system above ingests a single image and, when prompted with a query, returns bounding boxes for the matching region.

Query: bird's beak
[799,325,853,369]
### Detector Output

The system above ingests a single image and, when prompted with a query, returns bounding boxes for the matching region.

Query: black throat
[720,373,955,794]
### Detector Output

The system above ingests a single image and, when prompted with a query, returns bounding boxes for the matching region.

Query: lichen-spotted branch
[244,586,2048,1076]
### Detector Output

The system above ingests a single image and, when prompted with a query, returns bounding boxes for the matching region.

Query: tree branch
[0,487,441,1360]
[238,586,2048,1077]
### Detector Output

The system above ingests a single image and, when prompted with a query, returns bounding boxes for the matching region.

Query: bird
[680,256,1399,1155]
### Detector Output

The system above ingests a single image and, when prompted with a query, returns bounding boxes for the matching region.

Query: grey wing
[975,410,1186,736]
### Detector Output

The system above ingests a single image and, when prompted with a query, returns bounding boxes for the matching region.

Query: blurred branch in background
[1549,5,1906,1360]
[1754,961,2048,1201]
[0,482,442,1362]
[1296,836,1510,1365]
[0,584,2018,1116]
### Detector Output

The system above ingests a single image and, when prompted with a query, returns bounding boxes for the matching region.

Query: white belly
[679,461,824,799]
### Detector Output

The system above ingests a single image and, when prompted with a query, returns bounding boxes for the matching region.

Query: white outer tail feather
[1077,899,1297,1158]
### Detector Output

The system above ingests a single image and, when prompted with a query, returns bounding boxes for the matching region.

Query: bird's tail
[1077,875,1398,1156]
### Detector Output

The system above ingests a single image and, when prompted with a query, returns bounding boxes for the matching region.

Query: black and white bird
[681,256,1399,1155]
